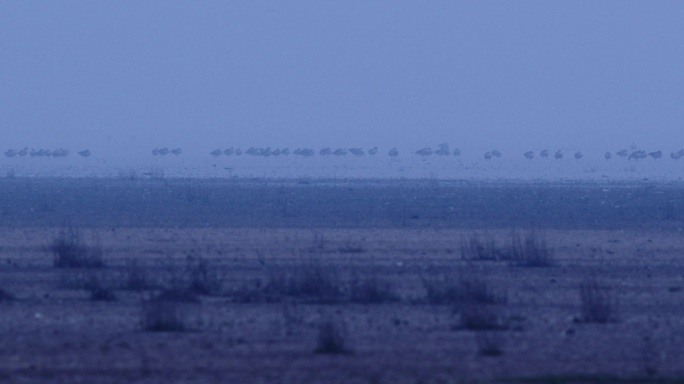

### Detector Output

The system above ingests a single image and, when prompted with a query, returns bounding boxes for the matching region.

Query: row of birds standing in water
[3,144,684,160]
[3,148,90,158]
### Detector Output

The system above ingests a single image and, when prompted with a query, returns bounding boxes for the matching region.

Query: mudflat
[0,178,683,383]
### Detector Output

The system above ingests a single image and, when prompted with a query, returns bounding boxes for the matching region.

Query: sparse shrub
[141,299,188,332]
[0,287,15,302]
[579,279,618,323]
[89,286,117,302]
[461,235,499,261]
[314,317,351,354]
[269,261,344,303]
[49,227,104,268]
[506,232,554,267]
[185,256,223,296]
[422,275,505,305]
[348,273,400,304]
[120,259,155,291]
[475,331,504,356]
[456,303,509,331]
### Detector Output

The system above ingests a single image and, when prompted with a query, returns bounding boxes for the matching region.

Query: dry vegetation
[0,220,683,383]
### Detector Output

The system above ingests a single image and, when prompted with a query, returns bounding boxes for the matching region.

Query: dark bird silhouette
[649,150,662,159]
[540,150,549,158]
[368,147,378,156]
[491,150,501,158]
[435,143,449,156]
[628,150,647,160]
[574,151,583,159]
[524,151,534,159]
[4,149,17,157]
[671,149,684,159]
[171,148,182,155]
[453,148,461,156]
[604,152,612,160]
[152,148,160,156]
[320,147,332,156]
[617,149,629,157]
[555,150,563,159]
[388,148,399,157]
[78,150,91,157]
[349,148,365,156]
[334,148,347,156]
[210,149,222,156]
[415,147,432,156]
[223,148,234,156]
[484,151,492,160]
[234,148,242,155]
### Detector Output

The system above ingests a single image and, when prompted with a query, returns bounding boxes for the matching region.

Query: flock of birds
[3,148,91,158]
[3,144,684,161]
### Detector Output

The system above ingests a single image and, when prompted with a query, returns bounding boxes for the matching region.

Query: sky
[1,1,684,158]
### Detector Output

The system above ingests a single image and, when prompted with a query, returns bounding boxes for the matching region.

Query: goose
[4,149,17,157]
[171,148,182,155]
[604,152,611,160]
[333,148,347,156]
[574,151,583,159]
[491,150,501,158]
[78,150,91,157]
[540,150,549,158]
[554,150,563,159]
[524,151,534,159]
[319,147,332,156]
[368,147,378,155]
[453,148,461,156]
[648,150,662,159]
[18,148,28,157]
[349,148,365,156]
[484,151,492,160]
[210,149,222,156]
[435,143,450,156]
[223,148,234,156]
[415,147,432,156]
[388,148,399,157]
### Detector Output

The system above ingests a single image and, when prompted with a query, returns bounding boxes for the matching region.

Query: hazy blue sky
[2,1,683,154]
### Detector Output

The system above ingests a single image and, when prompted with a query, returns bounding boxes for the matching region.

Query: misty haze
[1,2,684,383]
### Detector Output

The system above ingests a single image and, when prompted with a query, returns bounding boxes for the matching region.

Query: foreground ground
[0,178,683,383]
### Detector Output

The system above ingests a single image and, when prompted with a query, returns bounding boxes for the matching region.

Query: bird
[574,151,583,159]
[628,150,647,160]
[210,149,222,156]
[171,148,182,155]
[300,148,315,157]
[272,148,281,156]
[334,148,347,156]
[524,151,534,159]
[604,152,612,160]
[78,150,91,157]
[223,148,234,156]
[453,148,461,156]
[671,149,684,160]
[320,147,332,156]
[484,151,492,160]
[617,149,629,157]
[415,148,432,156]
[158,147,169,155]
[491,150,502,158]
[4,149,17,157]
[234,148,242,155]
[368,147,378,156]
[349,148,365,156]
[555,150,563,159]
[152,148,160,156]
[540,150,549,158]
[388,148,399,157]
[52,149,69,157]
[648,150,662,159]
[435,143,449,156]
[18,148,28,157]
